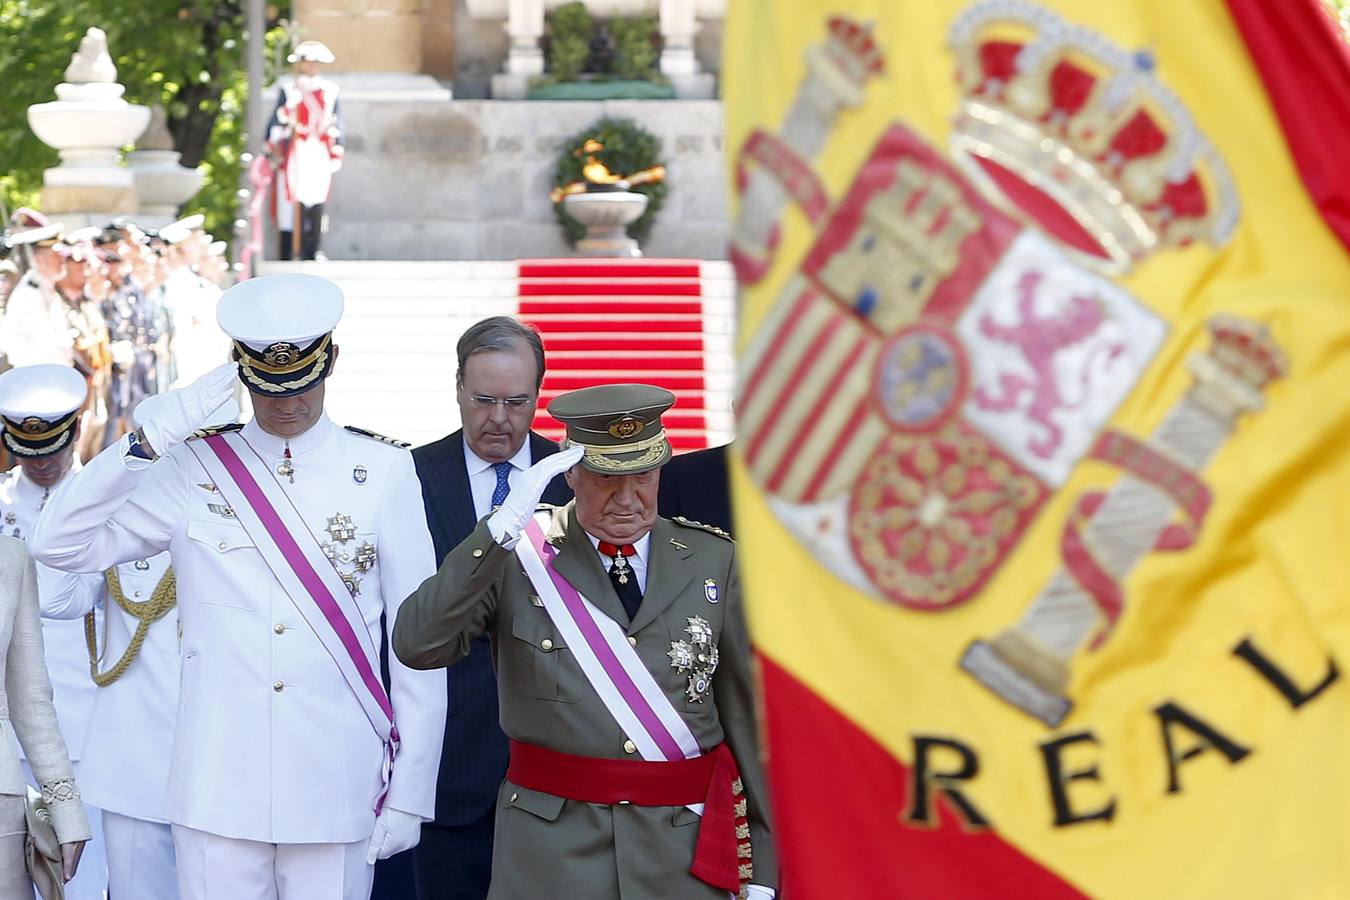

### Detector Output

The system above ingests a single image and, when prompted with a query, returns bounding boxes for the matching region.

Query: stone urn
[127,105,204,227]
[26,27,150,216]
[563,191,649,258]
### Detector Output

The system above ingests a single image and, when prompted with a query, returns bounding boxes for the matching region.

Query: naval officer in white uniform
[32,274,447,900]
[0,364,108,899]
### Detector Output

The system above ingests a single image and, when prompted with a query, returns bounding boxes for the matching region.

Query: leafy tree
[0,0,290,242]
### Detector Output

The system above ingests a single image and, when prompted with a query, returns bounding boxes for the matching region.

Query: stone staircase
[258,259,735,451]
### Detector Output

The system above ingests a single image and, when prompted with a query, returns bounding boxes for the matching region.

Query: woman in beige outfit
[0,535,90,892]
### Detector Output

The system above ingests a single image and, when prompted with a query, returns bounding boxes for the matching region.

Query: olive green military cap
[548,383,675,474]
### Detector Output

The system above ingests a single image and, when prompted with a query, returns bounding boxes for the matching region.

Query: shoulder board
[344,425,411,449]
[187,423,244,440]
[671,515,733,541]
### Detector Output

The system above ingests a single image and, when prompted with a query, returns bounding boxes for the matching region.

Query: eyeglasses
[468,394,535,411]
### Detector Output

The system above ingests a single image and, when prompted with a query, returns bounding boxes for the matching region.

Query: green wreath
[551,116,668,245]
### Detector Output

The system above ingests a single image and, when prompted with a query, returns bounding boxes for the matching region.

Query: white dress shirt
[463,439,533,520]
[585,531,651,594]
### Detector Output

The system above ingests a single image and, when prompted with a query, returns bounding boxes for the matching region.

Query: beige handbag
[24,786,64,900]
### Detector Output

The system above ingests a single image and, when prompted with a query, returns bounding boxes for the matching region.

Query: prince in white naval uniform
[33,274,446,900]
[0,364,108,899]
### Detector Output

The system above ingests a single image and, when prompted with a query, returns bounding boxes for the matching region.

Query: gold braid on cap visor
[566,429,670,471]
[236,342,331,394]
[2,424,75,458]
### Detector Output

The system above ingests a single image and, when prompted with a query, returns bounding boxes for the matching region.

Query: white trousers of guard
[104,811,178,899]
[172,825,373,900]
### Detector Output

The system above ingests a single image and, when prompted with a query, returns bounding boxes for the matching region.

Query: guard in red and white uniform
[267,40,344,262]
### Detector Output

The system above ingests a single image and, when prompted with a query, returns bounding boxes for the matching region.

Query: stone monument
[26,27,151,223]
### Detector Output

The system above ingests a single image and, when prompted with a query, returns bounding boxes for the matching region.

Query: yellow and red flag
[725,1,1350,896]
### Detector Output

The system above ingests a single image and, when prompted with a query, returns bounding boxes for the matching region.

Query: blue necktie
[490,461,513,509]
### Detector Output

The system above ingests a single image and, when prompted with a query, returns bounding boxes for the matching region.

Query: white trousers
[22,760,105,900]
[104,811,178,899]
[171,825,373,900]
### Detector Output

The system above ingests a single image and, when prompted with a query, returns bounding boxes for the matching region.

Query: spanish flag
[724,1,1350,896]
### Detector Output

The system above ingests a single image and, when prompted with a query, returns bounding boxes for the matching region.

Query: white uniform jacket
[30,414,447,844]
[41,552,178,823]
[0,467,104,762]
[0,272,73,368]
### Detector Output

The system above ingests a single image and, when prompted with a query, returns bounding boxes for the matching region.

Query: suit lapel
[439,431,479,548]
[627,517,697,635]
[547,504,631,627]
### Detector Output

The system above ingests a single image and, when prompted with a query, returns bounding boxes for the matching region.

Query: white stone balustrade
[467,0,724,98]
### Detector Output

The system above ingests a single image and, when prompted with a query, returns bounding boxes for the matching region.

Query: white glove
[366,807,422,863]
[136,361,239,456]
[487,444,584,548]
[330,156,344,174]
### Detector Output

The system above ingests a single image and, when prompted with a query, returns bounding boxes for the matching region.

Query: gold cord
[85,566,177,687]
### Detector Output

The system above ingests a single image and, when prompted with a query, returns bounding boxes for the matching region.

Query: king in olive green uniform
[394,384,777,900]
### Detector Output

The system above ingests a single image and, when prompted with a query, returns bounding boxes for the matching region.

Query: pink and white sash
[189,430,398,811]
[517,513,704,808]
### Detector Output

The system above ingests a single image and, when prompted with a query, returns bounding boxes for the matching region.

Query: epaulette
[344,425,411,449]
[671,515,733,541]
[187,423,244,440]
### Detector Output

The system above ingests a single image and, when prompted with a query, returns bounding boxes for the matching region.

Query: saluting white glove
[366,807,422,864]
[136,361,239,457]
[487,444,584,548]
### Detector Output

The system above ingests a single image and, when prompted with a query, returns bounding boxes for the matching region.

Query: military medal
[277,445,294,483]
[325,513,356,543]
[613,554,630,585]
[196,482,219,493]
[354,541,377,573]
[704,578,719,603]
[668,616,719,702]
[353,465,367,484]
[3,512,13,525]
[207,503,237,519]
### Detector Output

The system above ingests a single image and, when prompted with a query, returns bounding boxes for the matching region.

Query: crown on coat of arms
[946,0,1239,272]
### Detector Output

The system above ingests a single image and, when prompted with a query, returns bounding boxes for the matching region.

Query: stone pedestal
[564,191,648,257]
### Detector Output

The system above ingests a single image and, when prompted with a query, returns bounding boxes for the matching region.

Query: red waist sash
[507,739,753,893]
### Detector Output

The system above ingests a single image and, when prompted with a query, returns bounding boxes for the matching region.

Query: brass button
[618,800,631,805]
[623,739,636,754]
[274,623,285,635]
[273,681,284,692]
[472,548,484,558]
[541,639,554,651]
[217,541,227,550]
[627,636,637,646]
[510,792,518,803]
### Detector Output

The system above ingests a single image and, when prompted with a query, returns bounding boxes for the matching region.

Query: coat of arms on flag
[734,3,1280,717]
[727,0,1350,895]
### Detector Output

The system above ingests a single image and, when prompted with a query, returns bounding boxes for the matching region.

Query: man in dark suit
[657,441,734,535]
[374,316,571,900]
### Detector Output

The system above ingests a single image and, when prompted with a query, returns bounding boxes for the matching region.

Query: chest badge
[3,512,14,526]
[667,615,719,703]
[326,512,356,544]
[134,559,151,571]
[704,578,719,603]
[353,465,368,484]
[207,503,237,519]
[196,482,219,494]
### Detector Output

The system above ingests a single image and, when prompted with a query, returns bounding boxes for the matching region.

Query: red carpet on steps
[518,259,711,452]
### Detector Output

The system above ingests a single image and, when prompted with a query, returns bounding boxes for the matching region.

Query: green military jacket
[394,502,777,899]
